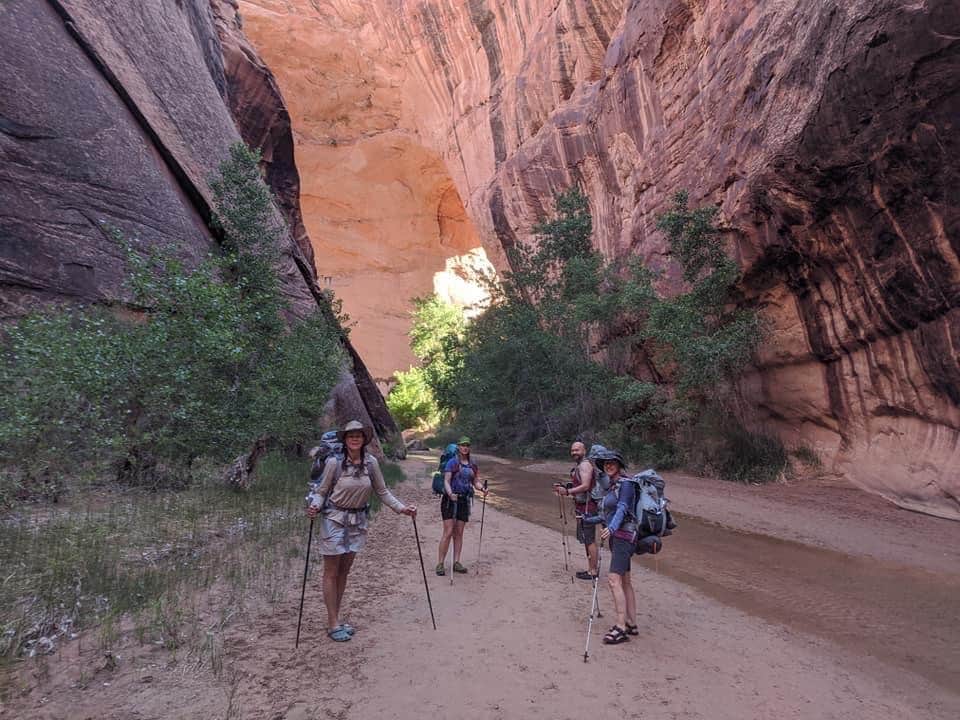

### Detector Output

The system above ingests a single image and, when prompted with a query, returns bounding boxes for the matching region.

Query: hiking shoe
[435,562,445,576]
[575,570,596,581]
[453,561,468,574]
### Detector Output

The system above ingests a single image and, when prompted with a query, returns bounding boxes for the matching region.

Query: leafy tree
[449,300,616,453]
[408,295,466,411]
[386,366,441,430]
[648,191,762,406]
[0,310,133,500]
[445,188,625,452]
[421,186,768,475]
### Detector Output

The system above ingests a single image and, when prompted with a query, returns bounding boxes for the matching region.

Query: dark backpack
[309,430,343,488]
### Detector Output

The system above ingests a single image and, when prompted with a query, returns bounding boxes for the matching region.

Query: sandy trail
[2,456,958,719]
[480,454,960,693]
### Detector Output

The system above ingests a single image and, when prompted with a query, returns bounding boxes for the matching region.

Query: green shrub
[791,445,822,469]
[649,191,762,405]
[714,427,788,483]
[0,143,346,495]
[408,295,466,412]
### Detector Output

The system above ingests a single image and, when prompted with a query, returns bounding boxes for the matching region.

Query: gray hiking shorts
[608,536,634,575]
[318,513,366,555]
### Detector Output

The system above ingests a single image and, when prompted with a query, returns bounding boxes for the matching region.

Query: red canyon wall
[0,0,398,443]
[242,0,959,517]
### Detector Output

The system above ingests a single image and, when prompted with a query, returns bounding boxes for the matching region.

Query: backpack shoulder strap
[321,457,344,508]
[617,476,642,518]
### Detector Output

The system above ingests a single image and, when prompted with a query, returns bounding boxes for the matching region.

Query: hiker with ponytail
[436,436,486,575]
[307,420,417,642]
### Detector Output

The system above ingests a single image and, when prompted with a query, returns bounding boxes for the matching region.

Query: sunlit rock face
[237,0,491,385]
[242,0,959,518]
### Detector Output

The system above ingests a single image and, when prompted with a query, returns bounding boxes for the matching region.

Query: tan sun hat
[337,420,374,444]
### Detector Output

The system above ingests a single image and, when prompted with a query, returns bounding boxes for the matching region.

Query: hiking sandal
[435,562,445,576]
[625,623,639,636]
[453,561,468,574]
[340,622,355,636]
[602,626,630,644]
[327,626,351,642]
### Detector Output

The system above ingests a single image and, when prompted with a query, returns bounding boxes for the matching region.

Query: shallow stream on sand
[474,457,960,693]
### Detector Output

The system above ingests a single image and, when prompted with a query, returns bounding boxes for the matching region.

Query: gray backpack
[623,469,674,543]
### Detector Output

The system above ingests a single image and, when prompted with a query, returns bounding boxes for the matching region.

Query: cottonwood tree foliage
[387,295,465,430]
[414,188,771,477]
[650,191,761,402]
[444,189,627,455]
[0,143,345,503]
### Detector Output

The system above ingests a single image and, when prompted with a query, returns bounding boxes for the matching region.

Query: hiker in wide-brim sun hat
[593,448,626,472]
[306,418,417,643]
[337,420,374,444]
[581,446,638,646]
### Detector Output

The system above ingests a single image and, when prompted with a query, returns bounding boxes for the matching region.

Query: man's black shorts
[440,494,471,522]
[576,517,596,546]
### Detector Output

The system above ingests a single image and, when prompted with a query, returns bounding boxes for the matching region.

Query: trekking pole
[295,516,315,649]
[595,535,603,619]
[557,494,568,572]
[450,497,458,587]
[583,540,602,662]
[558,494,572,581]
[477,481,488,563]
[412,515,437,630]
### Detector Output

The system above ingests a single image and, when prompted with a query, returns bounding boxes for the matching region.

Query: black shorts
[608,536,634,575]
[576,518,596,546]
[440,494,470,522]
